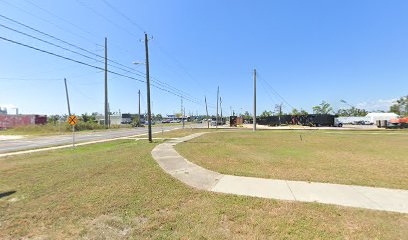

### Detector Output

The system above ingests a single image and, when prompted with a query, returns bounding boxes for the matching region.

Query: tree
[291,108,300,115]
[289,108,308,115]
[300,109,309,115]
[336,107,368,116]
[260,110,273,118]
[312,101,333,114]
[155,114,163,121]
[80,113,96,123]
[242,111,252,121]
[390,95,408,116]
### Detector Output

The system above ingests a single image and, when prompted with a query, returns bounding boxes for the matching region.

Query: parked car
[353,120,373,125]
[161,119,171,123]
[144,120,155,125]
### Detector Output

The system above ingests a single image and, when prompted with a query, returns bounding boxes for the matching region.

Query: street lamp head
[133,61,143,65]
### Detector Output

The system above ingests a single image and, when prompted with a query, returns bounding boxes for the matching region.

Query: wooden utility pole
[205,96,209,129]
[108,102,111,128]
[138,89,141,127]
[181,98,184,129]
[64,78,71,116]
[216,86,219,129]
[104,37,109,128]
[145,33,152,142]
[220,96,223,126]
[64,78,75,148]
[253,68,256,131]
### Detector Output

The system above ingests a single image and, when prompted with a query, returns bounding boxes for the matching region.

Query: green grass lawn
[176,130,408,190]
[1,138,407,239]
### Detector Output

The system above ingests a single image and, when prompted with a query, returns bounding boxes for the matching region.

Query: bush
[131,117,144,127]
[68,121,105,131]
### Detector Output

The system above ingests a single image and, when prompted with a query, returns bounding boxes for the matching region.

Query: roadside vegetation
[0,122,129,136]
[0,139,406,239]
[176,130,408,189]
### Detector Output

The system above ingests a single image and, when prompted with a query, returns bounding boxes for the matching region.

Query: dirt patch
[83,215,132,240]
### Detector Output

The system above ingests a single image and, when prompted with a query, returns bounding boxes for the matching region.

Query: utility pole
[138,89,141,127]
[108,102,111,128]
[275,103,282,125]
[216,86,219,129]
[64,78,71,116]
[279,104,282,125]
[181,97,184,129]
[64,78,75,148]
[253,68,256,131]
[104,37,109,128]
[220,96,223,126]
[205,96,209,129]
[145,33,152,142]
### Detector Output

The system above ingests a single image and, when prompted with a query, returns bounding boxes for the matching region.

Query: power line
[0,23,108,64]
[21,0,144,62]
[257,72,295,110]
[0,14,201,103]
[22,0,95,38]
[0,36,203,106]
[75,0,140,39]
[0,71,102,82]
[0,0,96,44]
[0,14,140,75]
[88,1,212,105]
[101,0,145,33]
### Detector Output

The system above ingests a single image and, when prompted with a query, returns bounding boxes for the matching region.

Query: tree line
[258,95,407,118]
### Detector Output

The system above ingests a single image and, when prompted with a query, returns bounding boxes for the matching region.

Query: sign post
[67,115,78,148]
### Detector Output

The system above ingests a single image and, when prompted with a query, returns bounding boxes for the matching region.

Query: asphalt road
[0,125,183,154]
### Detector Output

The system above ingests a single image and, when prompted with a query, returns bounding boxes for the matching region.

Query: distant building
[336,116,370,124]
[0,107,7,115]
[121,113,144,124]
[95,113,144,125]
[366,112,399,123]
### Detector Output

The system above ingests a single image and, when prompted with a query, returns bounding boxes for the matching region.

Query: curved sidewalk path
[151,133,408,214]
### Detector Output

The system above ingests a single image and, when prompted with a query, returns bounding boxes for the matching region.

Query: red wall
[0,115,47,129]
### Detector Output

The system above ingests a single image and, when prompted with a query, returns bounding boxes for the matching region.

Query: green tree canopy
[312,101,333,114]
[260,110,273,118]
[336,107,368,116]
[390,95,408,116]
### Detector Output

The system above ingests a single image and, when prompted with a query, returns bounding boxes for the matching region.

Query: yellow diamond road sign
[68,115,78,126]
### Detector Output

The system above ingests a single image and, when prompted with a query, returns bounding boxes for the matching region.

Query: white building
[336,116,370,124]
[366,112,399,123]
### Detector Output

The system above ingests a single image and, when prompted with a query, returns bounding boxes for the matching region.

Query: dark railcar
[257,114,336,127]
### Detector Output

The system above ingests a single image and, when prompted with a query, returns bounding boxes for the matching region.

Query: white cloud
[355,98,397,111]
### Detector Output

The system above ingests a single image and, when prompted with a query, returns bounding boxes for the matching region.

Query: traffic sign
[68,115,78,126]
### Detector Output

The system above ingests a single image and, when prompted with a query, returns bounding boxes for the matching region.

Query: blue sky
[0,0,407,116]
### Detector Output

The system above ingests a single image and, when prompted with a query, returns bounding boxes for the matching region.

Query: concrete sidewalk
[151,132,408,214]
